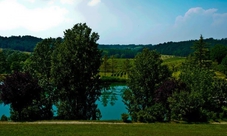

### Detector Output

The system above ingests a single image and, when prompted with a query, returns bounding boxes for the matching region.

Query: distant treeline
[0,36,42,52]
[1,35,227,57]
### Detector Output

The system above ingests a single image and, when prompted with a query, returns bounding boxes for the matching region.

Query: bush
[137,104,167,123]
[1,114,8,121]
[121,113,129,122]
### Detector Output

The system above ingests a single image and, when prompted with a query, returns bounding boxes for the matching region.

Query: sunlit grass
[215,71,226,79]
[0,122,227,136]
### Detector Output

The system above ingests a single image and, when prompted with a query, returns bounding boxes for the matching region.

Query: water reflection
[97,85,128,120]
[0,104,10,117]
[0,85,128,120]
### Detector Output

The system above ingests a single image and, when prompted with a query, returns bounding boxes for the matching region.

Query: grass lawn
[0,122,227,136]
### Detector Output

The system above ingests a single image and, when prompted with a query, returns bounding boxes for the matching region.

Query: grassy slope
[0,123,226,136]
[100,56,226,79]
[99,56,186,79]
[162,56,186,79]
[99,58,134,79]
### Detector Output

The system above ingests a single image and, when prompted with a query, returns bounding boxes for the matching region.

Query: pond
[0,85,128,120]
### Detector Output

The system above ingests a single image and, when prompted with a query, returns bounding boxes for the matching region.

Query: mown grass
[0,122,227,136]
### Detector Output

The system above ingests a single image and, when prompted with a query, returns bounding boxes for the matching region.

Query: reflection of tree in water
[101,86,123,106]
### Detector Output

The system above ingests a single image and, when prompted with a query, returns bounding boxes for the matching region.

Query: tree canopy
[51,23,102,120]
[122,48,171,122]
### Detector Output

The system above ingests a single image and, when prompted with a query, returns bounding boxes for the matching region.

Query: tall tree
[24,38,62,119]
[122,48,171,122]
[51,23,102,120]
[191,35,211,69]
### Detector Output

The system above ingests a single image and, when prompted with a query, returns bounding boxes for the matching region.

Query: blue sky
[0,0,227,44]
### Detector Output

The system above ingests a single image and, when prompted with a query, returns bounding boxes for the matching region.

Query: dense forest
[1,35,227,57]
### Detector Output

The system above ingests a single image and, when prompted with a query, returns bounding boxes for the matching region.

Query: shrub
[121,113,129,122]
[1,114,8,121]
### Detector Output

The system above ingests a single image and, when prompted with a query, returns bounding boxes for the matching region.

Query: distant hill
[0,35,43,52]
[100,38,227,57]
[0,35,227,57]
[146,38,227,56]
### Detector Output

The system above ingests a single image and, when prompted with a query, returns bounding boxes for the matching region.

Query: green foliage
[169,91,208,122]
[1,35,227,58]
[51,23,102,120]
[0,114,8,121]
[219,55,227,74]
[25,38,62,115]
[121,113,129,122]
[0,72,45,121]
[0,49,29,74]
[100,55,110,76]
[167,36,227,122]
[191,35,211,69]
[121,59,132,79]
[136,103,167,122]
[0,50,7,73]
[0,35,42,52]
[210,44,227,64]
[123,48,171,122]
[172,65,214,122]
[169,62,227,122]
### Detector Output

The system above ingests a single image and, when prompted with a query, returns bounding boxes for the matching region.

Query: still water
[0,85,128,120]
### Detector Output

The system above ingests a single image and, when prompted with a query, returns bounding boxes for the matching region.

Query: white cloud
[60,0,73,4]
[0,0,70,32]
[165,7,227,41]
[24,0,36,3]
[174,7,218,26]
[88,0,101,6]
[174,7,227,29]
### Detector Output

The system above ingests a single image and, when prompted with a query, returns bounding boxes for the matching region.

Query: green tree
[220,55,227,74]
[24,38,62,120]
[122,48,171,122]
[28,38,61,79]
[0,115,8,121]
[121,59,132,79]
[210,44,227,64]
[101,54,110,76]
[169,65,214,122]
[110,55,117,75]
[211,78,227,120]
[0,50,7,73]
[51,23,102,120]
[6,51,29,72]
[191,35,211,69]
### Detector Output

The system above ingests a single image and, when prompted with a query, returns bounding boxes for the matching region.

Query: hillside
[0,36,227,57]
[0,35,42,52]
